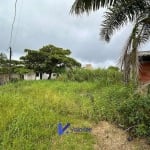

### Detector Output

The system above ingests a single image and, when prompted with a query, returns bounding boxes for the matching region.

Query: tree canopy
[20,44,81,79]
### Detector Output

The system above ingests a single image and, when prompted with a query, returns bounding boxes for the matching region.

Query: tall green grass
[58,68,122,85]
[0,68,150,149]
[0,81,95,149]
[58,67,150,138]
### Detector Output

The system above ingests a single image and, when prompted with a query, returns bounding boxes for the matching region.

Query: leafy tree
[9,59,31,79]
[0,53,7,63]
[0,52,31,81]
[0,53,8,73]
[13,67,32,79]
[20,49,45,79]
[20,44,81,79]
[71,0,150,83]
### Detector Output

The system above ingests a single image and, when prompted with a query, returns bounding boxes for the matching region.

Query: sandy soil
[92,121,150,150]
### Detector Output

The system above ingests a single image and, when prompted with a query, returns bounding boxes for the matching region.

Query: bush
[58,68,123,85]
[118,95,150,137]
[10,78,20,83]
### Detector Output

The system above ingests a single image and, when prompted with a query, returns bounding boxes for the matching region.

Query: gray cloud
[0,0,150,68]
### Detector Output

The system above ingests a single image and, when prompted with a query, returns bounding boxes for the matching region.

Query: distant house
[0,72,57,84]
[23,72,57,80]
[51,73,57,79]
[83,64,93,70]
[139,51,150,84]
[24,72,47,80]
[24,73,37,80]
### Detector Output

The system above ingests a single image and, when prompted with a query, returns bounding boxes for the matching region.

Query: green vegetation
[0,52,30,79]
[58,68,122,83]
[0,44,81,80]
[20,44,81,79]
[0,69,150,149]
[0,81,95,149]
[0,53,9,74]
[71,0,150,83]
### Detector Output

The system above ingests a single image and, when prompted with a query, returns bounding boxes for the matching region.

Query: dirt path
[92,121,150,150]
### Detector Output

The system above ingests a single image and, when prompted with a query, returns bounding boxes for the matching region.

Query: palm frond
[70,0,117,15]
[100,0,149,42]
[100,7,128,42]
[137,18,150,45]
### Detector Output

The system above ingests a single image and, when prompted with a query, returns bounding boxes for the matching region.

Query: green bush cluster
[58,68,150,138]
[93,84,150,138]
[118,95,150,137]
[92,84,150,138]
[59,68,123,85]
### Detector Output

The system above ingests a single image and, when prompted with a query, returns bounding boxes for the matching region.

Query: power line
[8,0,18,81]
[13,0,24,48]
[9,0,18,47]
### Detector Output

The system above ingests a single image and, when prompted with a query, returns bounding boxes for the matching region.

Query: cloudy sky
[0,0,150,68]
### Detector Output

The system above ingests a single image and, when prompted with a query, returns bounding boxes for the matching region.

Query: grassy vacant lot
[0,79,149,149]
[0,80,98,149]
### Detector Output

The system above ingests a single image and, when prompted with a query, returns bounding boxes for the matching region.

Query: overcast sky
[0,0,150,68]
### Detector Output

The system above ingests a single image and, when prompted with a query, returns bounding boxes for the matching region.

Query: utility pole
[8,46,12,81]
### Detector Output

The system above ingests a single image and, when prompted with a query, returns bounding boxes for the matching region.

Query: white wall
[51,73,57,79]
[24,73,35,80]
[24,73,49,80]
[42,73,49,80]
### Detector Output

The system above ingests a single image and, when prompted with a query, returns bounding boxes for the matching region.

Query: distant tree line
[0,44,81,79]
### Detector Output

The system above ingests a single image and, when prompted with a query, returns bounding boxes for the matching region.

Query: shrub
[58,68,123,85]
[118,95,150,137]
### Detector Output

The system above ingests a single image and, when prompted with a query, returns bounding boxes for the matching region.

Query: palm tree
[71,0,150,83]
[120,16,150,83]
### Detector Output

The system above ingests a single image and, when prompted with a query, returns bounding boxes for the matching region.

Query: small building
[83,64,93,70]
[24,73,37,80]
[23,72,57,80]
[24,72,49,80]
[139,51,150,84]
[51,73,57,79]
